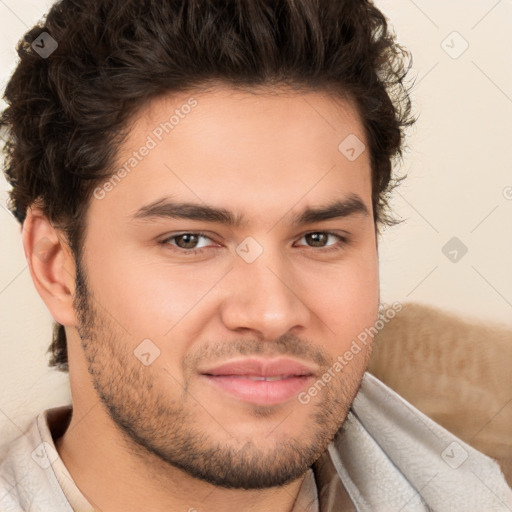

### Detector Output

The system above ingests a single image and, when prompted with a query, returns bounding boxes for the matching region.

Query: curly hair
[0,0,416,371]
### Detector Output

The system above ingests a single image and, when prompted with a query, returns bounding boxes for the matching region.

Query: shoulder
[330,373,512,511]
[0,407,73,512]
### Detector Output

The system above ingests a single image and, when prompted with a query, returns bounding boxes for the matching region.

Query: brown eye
[160,232,215,253]
[174,233,201,249]
[296,231,347,248]
[295,231,349,252]
[304,232,329,247]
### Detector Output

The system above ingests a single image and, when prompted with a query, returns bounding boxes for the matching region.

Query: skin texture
[23,86,380,512]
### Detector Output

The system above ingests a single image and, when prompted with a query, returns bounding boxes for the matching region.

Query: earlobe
[22,206,78,327]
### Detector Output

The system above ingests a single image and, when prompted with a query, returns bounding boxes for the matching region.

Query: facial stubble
[72,256,369,489]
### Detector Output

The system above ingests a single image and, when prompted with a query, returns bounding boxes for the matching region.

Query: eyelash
[159,231,349,255]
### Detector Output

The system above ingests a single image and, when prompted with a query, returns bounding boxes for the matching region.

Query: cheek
[305,254,379,352]
[85,228,378,351]
[87,250,228,341]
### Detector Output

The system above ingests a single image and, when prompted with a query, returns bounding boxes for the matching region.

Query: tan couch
[368,302,512,487]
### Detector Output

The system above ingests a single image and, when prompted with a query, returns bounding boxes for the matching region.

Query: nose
[219,244,312,340]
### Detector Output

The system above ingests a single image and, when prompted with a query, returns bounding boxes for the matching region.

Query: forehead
[91,85,372,225]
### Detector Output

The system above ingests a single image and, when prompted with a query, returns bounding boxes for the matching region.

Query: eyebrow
[131,194,369,227]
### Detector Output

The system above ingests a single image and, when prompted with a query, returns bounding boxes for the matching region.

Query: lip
[199,357,316,378]
[199,357,317,406]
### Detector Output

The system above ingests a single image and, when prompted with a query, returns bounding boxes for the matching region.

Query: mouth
[220,375,301,381]
[199,358,316,406]
[200,374,315,405]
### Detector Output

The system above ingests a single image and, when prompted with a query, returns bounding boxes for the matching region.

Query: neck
[54,402,308,512]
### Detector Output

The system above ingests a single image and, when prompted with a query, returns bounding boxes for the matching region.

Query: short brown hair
[1,0,415,371]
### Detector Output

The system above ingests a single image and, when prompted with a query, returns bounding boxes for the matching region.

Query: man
[0,0,510,510]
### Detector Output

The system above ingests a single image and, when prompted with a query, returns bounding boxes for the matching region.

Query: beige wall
[1,0,511,449]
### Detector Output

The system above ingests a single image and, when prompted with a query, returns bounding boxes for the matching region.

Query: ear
[22,205,78,327]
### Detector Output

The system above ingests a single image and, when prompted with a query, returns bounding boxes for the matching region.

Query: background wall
[1,0,511,450]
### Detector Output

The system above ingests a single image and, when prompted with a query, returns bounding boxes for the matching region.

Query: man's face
[73,86,380,489]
